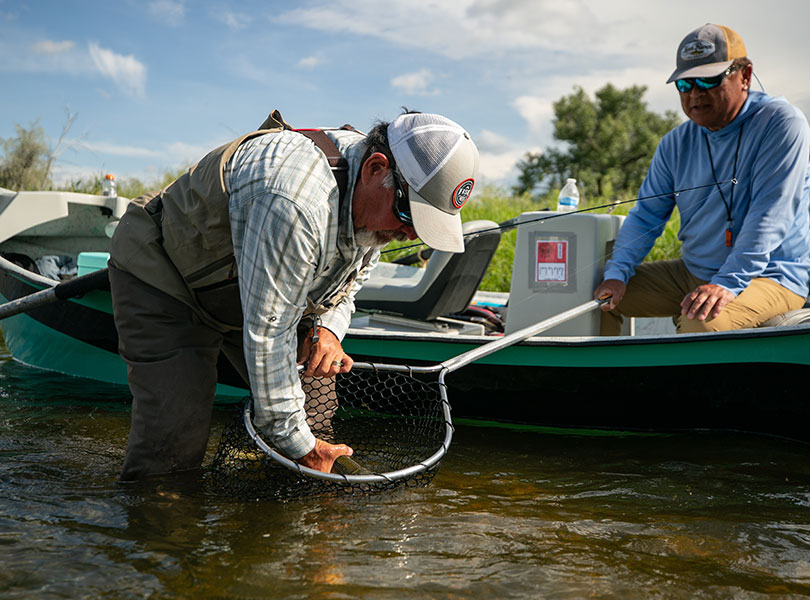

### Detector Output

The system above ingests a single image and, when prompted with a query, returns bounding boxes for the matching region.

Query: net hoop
[242,362,454,484]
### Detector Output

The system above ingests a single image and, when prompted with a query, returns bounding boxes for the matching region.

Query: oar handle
[53,267,110,299]
[0,267,109,321]
[439,298,608,374]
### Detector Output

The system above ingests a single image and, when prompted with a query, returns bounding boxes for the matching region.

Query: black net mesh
[206,366,450,500]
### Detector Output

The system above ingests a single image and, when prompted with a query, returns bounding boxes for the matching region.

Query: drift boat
[1,187,808,439]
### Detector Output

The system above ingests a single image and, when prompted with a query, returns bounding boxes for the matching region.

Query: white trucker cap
[387,113,479,253]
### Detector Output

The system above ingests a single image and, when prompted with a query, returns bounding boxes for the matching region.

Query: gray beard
[354,227,408,248]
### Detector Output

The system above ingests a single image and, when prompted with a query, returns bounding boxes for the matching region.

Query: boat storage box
[505,212,627,337]
[77,252,110,277]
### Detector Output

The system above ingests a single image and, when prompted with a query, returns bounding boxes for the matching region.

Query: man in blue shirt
[594,24,810,335]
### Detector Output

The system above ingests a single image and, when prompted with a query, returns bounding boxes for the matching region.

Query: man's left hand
[297,438,354,473]
[680,283,735,321]
[297,326,353,377]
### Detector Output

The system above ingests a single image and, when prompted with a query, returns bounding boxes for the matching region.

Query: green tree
[514,84,680,199]
[0,121,51,191]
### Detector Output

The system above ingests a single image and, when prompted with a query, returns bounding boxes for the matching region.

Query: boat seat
[761,308,810,327]
[355,220,501,321]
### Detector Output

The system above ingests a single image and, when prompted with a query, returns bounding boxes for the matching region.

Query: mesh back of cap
[406,130,460,184]
[388,113,465,191]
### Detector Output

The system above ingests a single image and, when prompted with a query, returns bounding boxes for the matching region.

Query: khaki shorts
[601,259,805,336]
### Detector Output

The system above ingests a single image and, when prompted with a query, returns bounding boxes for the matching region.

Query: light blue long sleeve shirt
[603,91,810,298]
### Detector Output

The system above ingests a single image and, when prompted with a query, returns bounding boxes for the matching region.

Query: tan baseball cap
[387,113,479,253]
[667,24,747,83]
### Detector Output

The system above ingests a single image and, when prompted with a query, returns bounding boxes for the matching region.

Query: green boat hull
[2,266,809,439]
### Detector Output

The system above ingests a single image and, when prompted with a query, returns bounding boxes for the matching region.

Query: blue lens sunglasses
[391,170,413,225]
[675,64,740,94]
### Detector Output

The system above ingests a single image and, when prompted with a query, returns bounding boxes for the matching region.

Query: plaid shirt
[225,128,378,458]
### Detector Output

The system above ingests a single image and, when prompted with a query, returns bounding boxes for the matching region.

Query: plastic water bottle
[556,178,579,212]
[102,173,117,198]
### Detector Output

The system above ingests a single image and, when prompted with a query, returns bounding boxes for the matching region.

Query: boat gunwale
[346,318,810,347]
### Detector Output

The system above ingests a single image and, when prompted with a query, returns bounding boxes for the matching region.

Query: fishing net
[207,363,452,500]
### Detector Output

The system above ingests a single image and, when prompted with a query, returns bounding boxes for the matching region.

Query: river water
[2,353,810,599]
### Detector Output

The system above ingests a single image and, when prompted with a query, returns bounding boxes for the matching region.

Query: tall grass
[65,168,188,199]
[593,193,682,262]
[383,184,682,293]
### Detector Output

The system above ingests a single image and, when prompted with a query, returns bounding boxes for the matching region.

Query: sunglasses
[675,65,739,94]
[391,170,412,225]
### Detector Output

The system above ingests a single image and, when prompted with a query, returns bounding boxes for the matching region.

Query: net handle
[242,363,454,484]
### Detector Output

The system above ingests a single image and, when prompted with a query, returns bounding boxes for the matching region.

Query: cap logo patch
[452,179,474,209]
[681,40,716,61]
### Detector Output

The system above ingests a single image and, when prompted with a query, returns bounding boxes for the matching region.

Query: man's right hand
[593,279,626,311]
[297,438,354,473]
[297,326,353,378]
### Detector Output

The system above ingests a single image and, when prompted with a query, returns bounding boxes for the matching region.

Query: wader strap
[144,196,164,241]
[295,129,349,206]
[145,196,163,218]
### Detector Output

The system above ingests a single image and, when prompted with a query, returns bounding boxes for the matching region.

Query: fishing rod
[383,178,737,257]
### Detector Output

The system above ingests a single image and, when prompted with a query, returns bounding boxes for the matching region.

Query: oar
[0,267,110,321]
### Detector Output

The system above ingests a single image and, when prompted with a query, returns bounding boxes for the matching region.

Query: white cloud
[390,69,438,96]
[297,56,323,69]
[32,40,75,54]
[512,95,555,136]
[475,129,513,154]
[58,138,216,184]
[479,146,537,183]
[229,54,270,83]
[165,141,209,163]
[217,10,251,30]
[82,140,161,159]
[148,0,185,26]
[0,34,88,75]
[50,163,105,186]
[276,0,605,61]
[473,129,539,182]
[88,42,147,98]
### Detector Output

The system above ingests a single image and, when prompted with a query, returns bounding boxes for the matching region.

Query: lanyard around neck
[704,122,745,247]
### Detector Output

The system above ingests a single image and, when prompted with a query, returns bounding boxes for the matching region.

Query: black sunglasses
[391,170,412,225]
[675,65,740,94]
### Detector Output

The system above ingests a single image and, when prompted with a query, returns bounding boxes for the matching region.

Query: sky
[2,0,810,192]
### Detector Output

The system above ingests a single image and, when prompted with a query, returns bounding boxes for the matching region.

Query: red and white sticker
[451,179,474,209]
[536,240,567,283]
